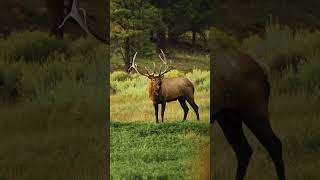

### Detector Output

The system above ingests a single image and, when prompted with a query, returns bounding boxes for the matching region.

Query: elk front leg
[161,102,166,123]
[154,103,159,124]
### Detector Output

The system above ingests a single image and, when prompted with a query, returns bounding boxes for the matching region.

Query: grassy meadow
[211,25,320,179]
[110,51,210,179]
[0,31,108,179]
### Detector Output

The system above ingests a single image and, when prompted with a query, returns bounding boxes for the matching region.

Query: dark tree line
[1,0,320,71]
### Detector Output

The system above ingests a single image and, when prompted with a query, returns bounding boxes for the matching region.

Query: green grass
[110,50,210,178]
[111,121,209,180]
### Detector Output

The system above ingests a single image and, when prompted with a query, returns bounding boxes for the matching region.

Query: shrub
[0,31,71,63]
[165,70,185,78]
[69,37,100,56]
[186,69,210,92]
[210,27,240,49]
[277,53,320,94]
[111,71,133,82]
[0,62,23,101]
[242,24,320,75]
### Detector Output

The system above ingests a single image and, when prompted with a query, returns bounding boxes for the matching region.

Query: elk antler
[158,49,172,76]
[129,52,154,77]
[59,0,107,43]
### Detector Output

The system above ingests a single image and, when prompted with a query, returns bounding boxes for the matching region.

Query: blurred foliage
[0,31,108,103]
[242,24,320,76]
[212,0,320,38]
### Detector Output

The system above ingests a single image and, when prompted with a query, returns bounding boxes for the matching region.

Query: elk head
[128,49,172,100]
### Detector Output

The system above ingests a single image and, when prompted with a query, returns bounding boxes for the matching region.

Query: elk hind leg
[186,98,199,120]
[218,113,252,180]
[244,114,285,180]
[178,98,189,120]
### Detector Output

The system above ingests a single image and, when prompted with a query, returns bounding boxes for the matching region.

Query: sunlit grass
[111,90,209,123]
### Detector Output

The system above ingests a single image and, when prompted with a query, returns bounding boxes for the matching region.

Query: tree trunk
[124,38,131,72]
[192,30,196,47]
[168,27,178,44]
[46,0,65,38]
[156,29,166,53]
[150,30,156,42]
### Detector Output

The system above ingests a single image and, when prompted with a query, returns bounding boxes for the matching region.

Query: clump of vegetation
[0,31,71,63]
[276,53,320,94]
[110,69,209,97]
[242,24,320,75]
[0,31,108,104]
[240,23,320,95]
[210,27,240,49]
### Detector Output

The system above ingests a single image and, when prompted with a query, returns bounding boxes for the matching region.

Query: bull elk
[211,48,285,180]
[129,50,200,123]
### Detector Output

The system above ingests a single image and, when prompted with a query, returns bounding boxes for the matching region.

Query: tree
[187,0,211,47]
[162,0,211,46]
[111,0,163,71]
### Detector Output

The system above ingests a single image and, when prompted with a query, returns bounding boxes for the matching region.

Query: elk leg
[154,103,159,124]
[218,113,252,180]
[161,102,166,123]
[186,98,200,120]
[178,98,189,120]
[244,115,285,180]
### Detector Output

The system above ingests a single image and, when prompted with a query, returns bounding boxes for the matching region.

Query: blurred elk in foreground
[129,50,200,123]
[211,48,285,180]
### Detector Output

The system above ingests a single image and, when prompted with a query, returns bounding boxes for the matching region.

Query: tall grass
[242,24,320,76]
[0,31,108,179]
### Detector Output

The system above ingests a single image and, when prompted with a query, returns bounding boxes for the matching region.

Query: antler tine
[144,66,152,76]
[59,0,94,38]
[79,8,87,26]
[160,49,166,60]
[158,49,172,76]
[129,52,149,77]
[152,62,156,75]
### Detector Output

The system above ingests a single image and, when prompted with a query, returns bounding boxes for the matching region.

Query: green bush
[0,62,23,101]
[166,70,185,78]
[186,69,210,92]
[69,37,100,56]
[277,53,320,94]
[242,24,320,75]
[111,71,133,81]
[0,31,71,63]
[210,27,240,49]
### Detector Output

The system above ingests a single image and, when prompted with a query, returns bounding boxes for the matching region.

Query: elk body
[130,51,200,123]
[211,48,285,180]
